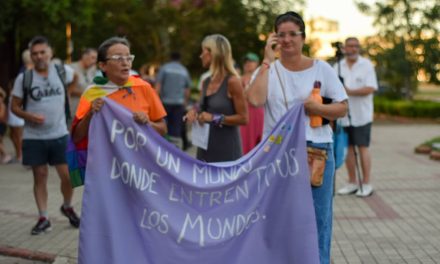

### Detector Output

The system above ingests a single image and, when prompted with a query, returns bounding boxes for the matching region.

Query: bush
[374,96,440,118]
[424,137,440,150]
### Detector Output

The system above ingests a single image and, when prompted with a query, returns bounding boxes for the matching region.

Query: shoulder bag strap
[274,62,289,111]
[22,69,33,110]
[54,64,71,121]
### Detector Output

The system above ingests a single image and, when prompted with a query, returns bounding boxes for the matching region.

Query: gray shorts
[22,135,68,166]
[344,123,372,147]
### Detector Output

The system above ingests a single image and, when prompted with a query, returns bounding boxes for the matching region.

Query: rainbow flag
[67,75,165,187]
[67,76,139,187]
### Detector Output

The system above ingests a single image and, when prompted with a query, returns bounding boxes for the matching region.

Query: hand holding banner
[79,98,319,264]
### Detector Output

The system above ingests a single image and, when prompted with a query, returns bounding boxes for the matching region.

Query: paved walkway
[0,122,439,263]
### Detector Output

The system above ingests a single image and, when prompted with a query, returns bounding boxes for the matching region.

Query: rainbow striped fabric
[67,76,139,187]
[67,76,165,187]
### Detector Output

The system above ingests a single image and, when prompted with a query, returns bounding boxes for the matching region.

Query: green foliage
[0,1,16,42]
[413,37,440,84]
[423,137,440,148]
[366,38,418,99]
[374,96,440,118]
[0,0,95,60]
[1,0,305,79]
[356,0,440,97]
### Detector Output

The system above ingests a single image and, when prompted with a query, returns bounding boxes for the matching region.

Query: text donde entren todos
[107,118,301,247]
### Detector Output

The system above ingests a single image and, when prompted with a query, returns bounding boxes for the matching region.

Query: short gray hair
[97,37,130,62]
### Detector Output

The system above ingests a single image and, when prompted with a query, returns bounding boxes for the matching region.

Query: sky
[305,0,377,38]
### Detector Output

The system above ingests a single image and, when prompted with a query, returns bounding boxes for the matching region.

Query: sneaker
[60,206,80,228]
[31,217,52,235]
[337,183,358,195]
[1,154,12,164]
[9,156,22,164]
[355,184,374,197]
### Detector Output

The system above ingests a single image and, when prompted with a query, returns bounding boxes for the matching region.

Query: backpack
[21,64,71,122]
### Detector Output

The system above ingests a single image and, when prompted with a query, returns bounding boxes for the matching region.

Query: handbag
[307,147,328,187]
[274,62,328,187]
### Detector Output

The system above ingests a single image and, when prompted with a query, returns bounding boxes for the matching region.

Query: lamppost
[66,22,73,64]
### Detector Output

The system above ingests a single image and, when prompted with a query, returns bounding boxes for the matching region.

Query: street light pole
[66,22,73,64]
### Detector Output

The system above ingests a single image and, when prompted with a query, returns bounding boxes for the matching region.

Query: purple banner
[78,98,319,264]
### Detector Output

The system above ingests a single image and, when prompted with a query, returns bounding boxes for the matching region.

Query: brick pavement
[0,122,438,263]
[333,123,440,264]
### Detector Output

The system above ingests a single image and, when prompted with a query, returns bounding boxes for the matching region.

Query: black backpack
[21,64,71,122]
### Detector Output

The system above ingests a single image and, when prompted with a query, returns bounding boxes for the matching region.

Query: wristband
[262,61,270,69]
[211,113,225,127]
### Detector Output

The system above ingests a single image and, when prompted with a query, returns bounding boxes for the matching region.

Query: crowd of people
[0,10,378,264]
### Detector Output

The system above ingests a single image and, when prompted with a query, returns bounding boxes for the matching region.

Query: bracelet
[211,113,225,127]
[262,61,270,69]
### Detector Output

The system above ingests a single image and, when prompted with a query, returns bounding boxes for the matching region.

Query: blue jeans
[308,141,335,264]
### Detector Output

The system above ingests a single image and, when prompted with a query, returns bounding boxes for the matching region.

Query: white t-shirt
[12,64,74,140]
[261,59,347,143]
[334,57,378,127]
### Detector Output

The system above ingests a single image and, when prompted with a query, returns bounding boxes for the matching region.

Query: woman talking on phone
[246,11,348,264]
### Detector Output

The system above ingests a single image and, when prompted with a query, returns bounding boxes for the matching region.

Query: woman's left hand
[304,97,321,115]
[133,111,150,124]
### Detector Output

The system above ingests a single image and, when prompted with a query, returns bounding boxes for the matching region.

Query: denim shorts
[22,135,68,166]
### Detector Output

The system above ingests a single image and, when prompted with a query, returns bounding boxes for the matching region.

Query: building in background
[306,16,341,59]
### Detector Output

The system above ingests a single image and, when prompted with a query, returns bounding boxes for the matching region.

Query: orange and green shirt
[72,75,166,149]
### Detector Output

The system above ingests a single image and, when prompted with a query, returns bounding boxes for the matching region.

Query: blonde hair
[22,49,32,67]
[202,34,238,79]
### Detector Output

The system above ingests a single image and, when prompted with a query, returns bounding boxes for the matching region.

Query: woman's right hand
[183,109,198,124]
[264,32,278,63]
[91,98,105,113]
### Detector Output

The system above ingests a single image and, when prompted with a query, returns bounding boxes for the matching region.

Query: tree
[0,0,305,89]
[0,0,94,89]
[356,0,440,98]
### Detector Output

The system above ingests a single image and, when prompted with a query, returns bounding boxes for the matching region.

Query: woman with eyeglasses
[246,12,348,264]
[70,37,167,183]
[72,37,167,144]
[184,34,248,162]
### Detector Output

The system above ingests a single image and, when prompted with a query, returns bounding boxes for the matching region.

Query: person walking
[69,48,98,115]
[10,36,80,235]
[184,34,248,162]
[246,12,348,264]
[7,49,33,163]
[155,52,191,149]
[335,37,378,197]
[0,87,12,164]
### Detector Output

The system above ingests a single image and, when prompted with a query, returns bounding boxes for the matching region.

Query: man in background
[335,37,378,197]
[70,48,97,114]
[11,36,80,235]
[155,52,191,149]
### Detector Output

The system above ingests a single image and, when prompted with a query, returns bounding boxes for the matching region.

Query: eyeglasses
[106,54,135,63]
[276,31,303,38]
